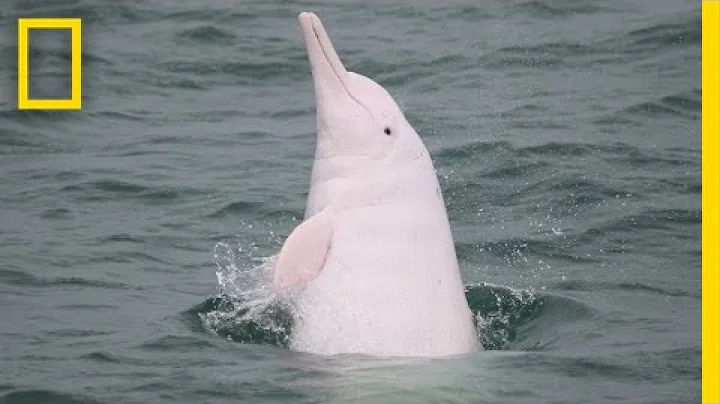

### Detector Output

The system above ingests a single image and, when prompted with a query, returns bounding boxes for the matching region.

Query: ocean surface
[0,0,700,403]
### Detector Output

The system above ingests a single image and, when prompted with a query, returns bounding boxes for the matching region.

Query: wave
[479,13,699,70]
[0,269,130,290]
[595,88,701,126]
[509,0,624,18]
[0,390,105,404]
[549,279,699,298]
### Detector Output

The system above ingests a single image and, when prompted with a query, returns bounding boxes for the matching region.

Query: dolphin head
[298,12,429,171]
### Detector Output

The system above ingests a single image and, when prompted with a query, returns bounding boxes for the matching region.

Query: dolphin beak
[298,12,352,106]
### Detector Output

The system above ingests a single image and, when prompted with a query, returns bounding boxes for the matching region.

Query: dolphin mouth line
[301,12,376,120]
[309,22,348,93]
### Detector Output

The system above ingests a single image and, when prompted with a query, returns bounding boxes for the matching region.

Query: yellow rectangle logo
[17,18,82,110]
[704,1,719,403]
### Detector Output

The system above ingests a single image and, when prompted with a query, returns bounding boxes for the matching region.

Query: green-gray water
[0,1,700,403]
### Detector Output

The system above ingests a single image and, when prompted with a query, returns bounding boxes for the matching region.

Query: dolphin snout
[298,12,351,93]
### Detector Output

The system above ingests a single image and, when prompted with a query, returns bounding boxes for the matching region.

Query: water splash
[198,241,293,346]
[466,282,541,350]
[197,242,541,351]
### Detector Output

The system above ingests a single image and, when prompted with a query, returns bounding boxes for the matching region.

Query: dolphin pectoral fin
[272,210,333,292]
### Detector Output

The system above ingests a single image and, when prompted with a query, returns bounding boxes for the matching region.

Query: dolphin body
[272,12,479,357]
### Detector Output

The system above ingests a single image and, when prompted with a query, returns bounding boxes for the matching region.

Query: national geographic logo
[8,18,83,110]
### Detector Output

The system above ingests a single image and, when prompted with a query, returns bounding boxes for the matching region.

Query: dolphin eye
[384,127,392,136]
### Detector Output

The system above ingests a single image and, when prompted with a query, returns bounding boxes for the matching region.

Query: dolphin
[272,11,480,357]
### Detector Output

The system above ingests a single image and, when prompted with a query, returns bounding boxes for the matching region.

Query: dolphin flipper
[273,209,333,292]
